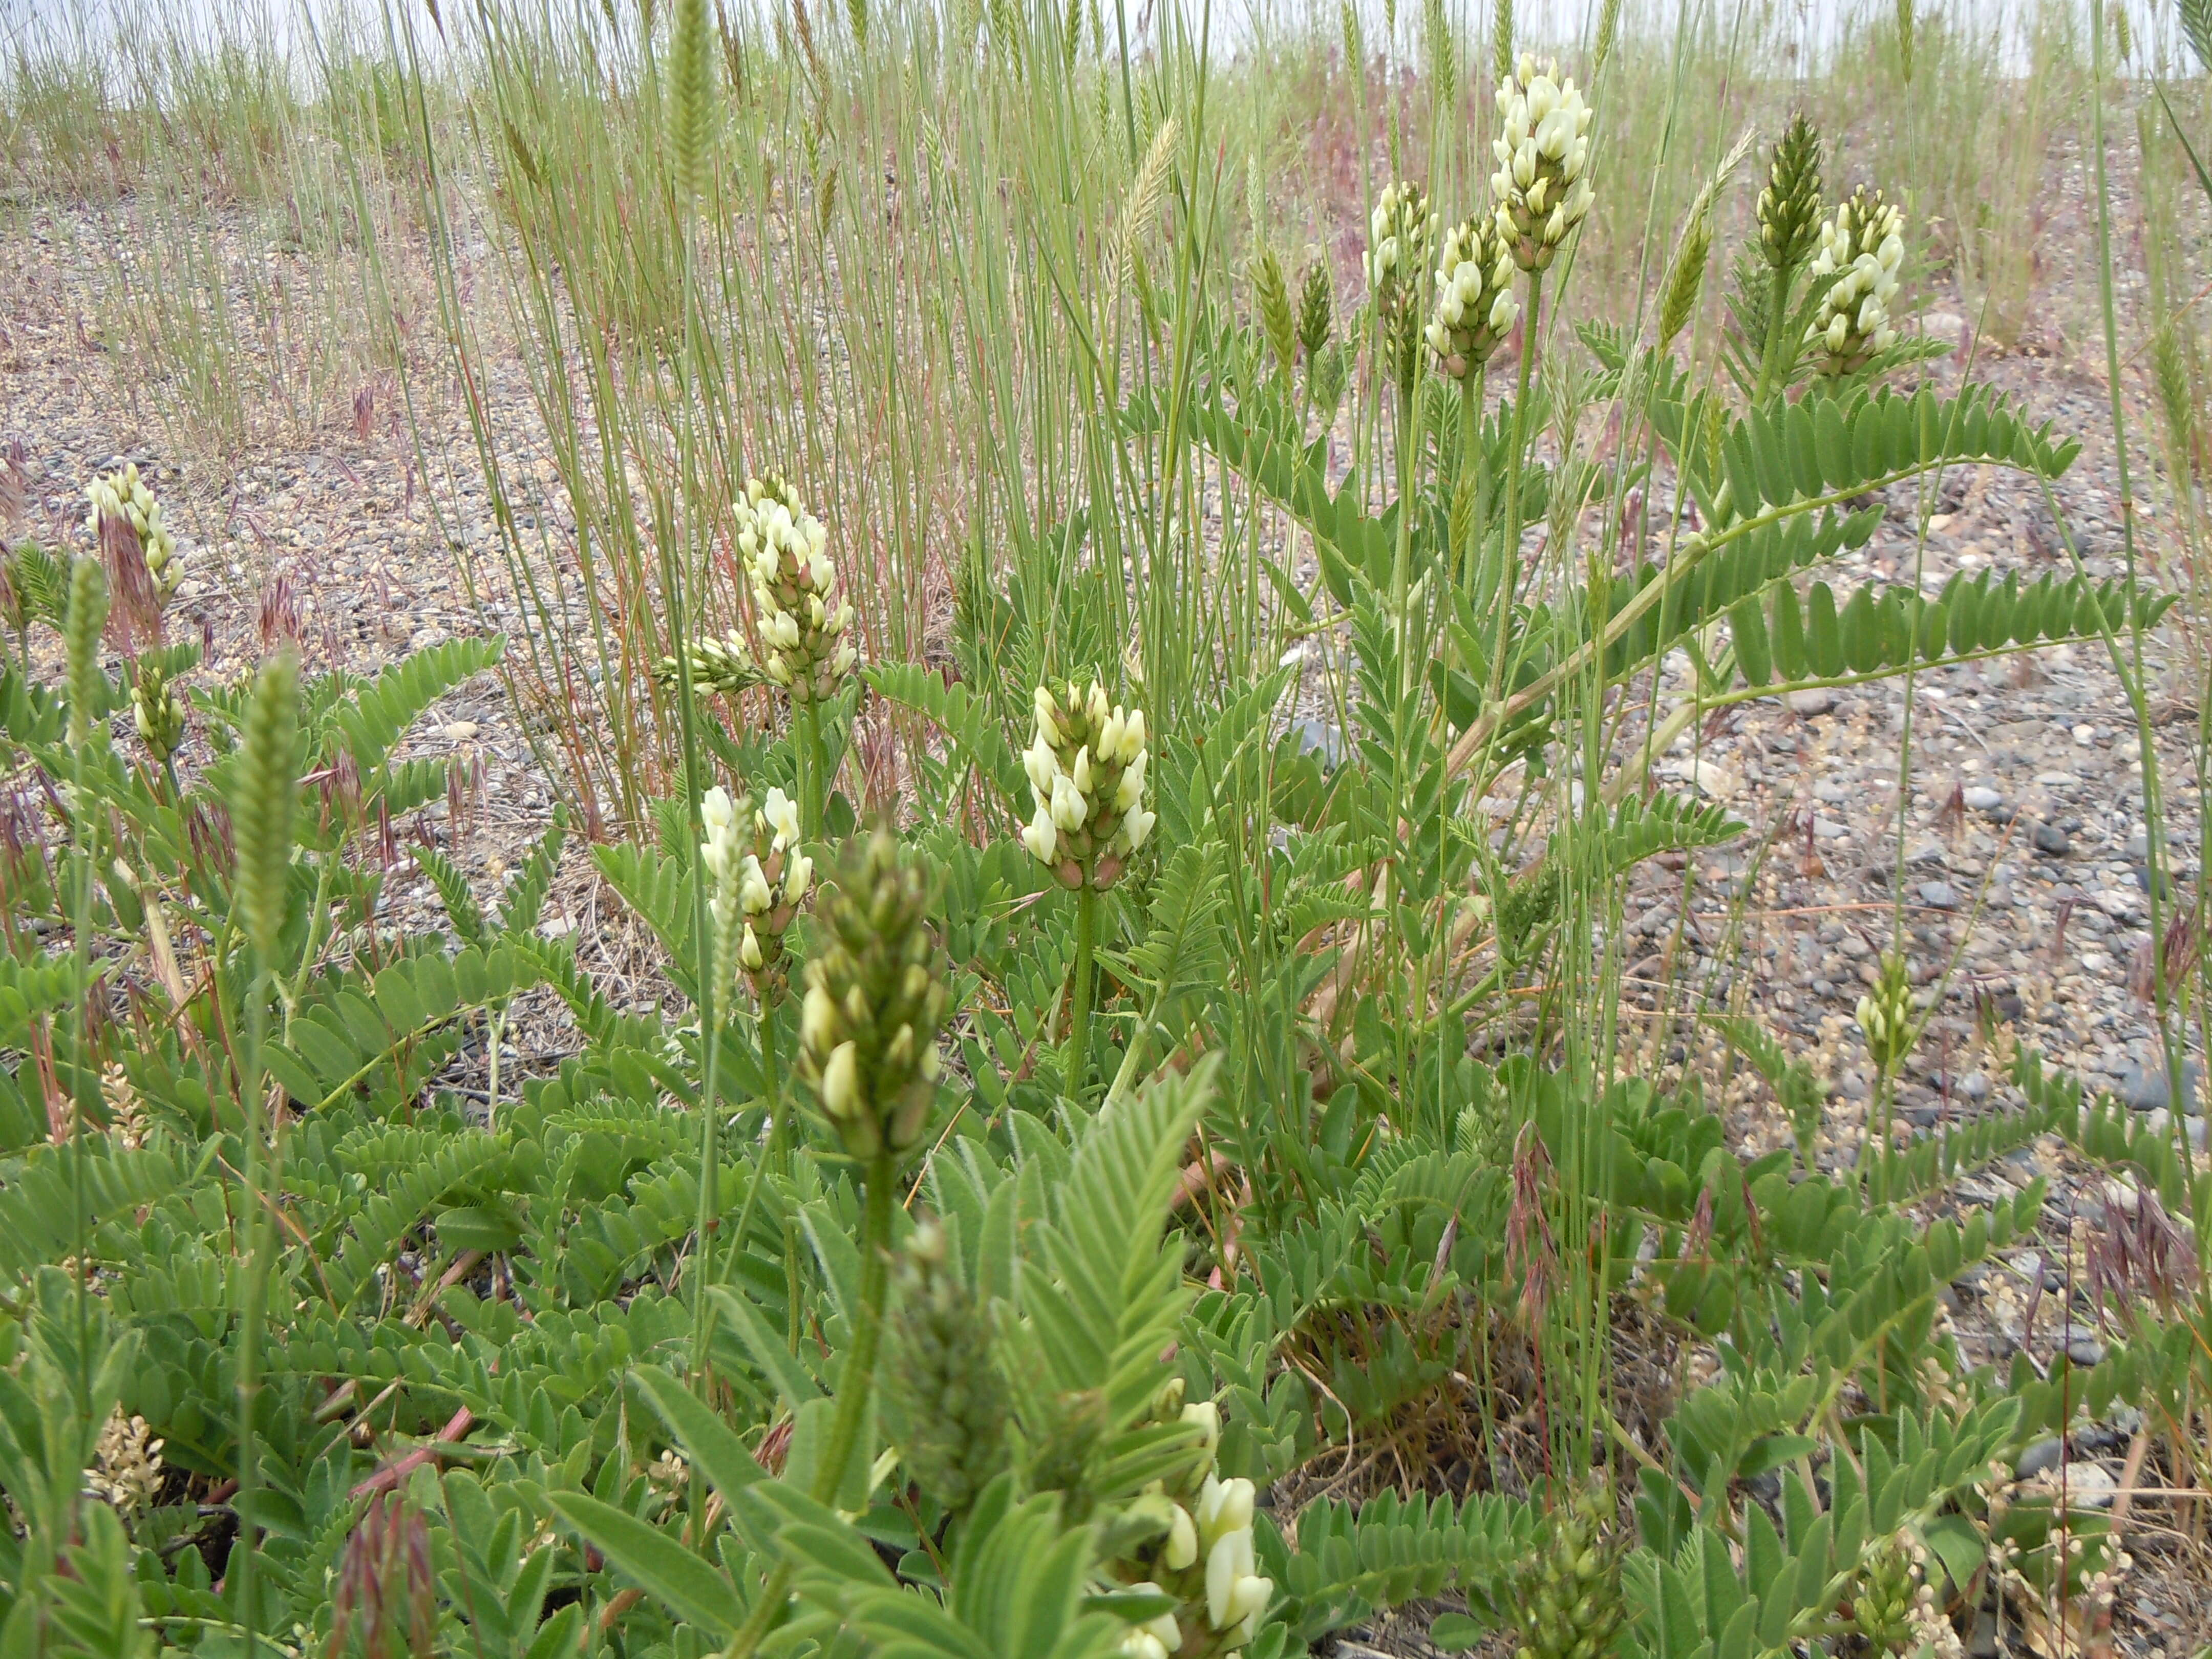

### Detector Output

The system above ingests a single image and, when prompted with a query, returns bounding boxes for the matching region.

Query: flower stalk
[1018,680,1153,1092]
[229,650,299,1659]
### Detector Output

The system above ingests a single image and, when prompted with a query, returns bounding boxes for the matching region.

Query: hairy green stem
[233,959,273,1655]
[1493,272,1543,703]
[1390,375,1418,698]
[1070,883,1097,1095]
[724,1151,895,1658]
[1753,258,1796,405]
[1457,368,1484,592]
[720,996,786,1294]
[816,1154,894,1500]
[800,700,830,840]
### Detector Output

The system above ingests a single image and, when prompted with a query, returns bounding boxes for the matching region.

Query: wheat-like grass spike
[65,556,108,751]
[233,652,300,959]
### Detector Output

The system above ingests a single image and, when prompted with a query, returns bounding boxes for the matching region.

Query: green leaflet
[1720,570,2174,693]
[545,1491,743,1635]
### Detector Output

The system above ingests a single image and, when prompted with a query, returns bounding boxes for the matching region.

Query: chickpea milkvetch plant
[8,1,2212,1657]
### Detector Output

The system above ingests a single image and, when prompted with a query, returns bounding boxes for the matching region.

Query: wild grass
[4,0,2212,1652]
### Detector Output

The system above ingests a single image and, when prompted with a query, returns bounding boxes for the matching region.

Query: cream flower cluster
[1363,181,1440,312]
[1115,1401,1273,1658]
[658,631,759,698]
[1854,947,1916,1077]
[700,784,813,1004]
[1804,187,1904,375]
[1490,54,1596,272]
[1019,679,1153,890]
[1427,212,1519,379]
[85,463,182,598]
[736,475,856,705]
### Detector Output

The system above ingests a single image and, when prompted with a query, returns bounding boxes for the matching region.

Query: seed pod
[233,652,300,959]
[63,557,109,752]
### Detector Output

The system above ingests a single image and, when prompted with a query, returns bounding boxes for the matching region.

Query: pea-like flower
[1854,946,1916,1075]
[1804,187,1904,376]
[1364,180,1440,306]
[700,783,813,1007]
[1117,1588,1183,1659]
[1511,1478,1625,1659]
[1365,180,1440,388]
[131,660,186,764]
[794,826,951,1162]
[1196,1472,1271,1645]
[1427,212,1519,379]
[1019,680,1153,890]
[1102,1389,1272,1656]
[1490,54,1597,272]
[735,475,857,705]
[85,463,183,600]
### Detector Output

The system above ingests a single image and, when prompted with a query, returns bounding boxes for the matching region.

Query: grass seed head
[1251,247,1297,380]
[668,0,719,200]
[1295,254,1333,363]
[233,651,300,960]
[63,555,109,752]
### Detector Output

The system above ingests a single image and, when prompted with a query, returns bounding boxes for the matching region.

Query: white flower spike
[1491,54,1597,272]
[1017,679,1155,889]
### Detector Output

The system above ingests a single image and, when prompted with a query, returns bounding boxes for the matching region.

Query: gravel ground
[5,182,2209,1656]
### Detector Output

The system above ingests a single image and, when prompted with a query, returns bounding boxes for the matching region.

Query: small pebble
[2115,1059,2201,1115]
[2032,821,2070,856]
[1917,881,1956,910]
[1787,688,1837,716]
[1963,785,2005,812]
[2053,1462,2117,1508]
